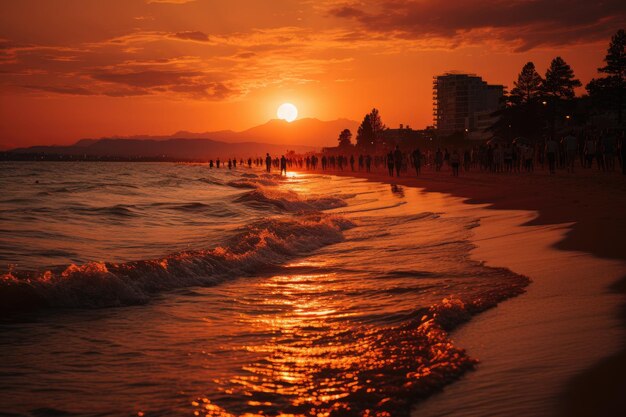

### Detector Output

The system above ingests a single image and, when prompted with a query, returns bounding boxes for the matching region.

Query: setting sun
[277,103,298,122]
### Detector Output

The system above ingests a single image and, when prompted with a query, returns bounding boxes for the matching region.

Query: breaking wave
[235,187,349,212]
[0,214,355,312]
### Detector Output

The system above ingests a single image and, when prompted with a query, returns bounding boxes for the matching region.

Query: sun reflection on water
[192,269,478,416]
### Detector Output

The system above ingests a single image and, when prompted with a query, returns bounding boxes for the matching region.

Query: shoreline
[310,166,626,416]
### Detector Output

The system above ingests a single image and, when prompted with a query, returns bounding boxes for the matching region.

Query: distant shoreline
[0,155,217,162]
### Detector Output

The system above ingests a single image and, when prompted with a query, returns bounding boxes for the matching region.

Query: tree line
[336,29,625,149]
[492,29,624,140]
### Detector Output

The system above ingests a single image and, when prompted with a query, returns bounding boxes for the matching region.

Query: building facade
[433,73,504,139]
[379,125,435,150]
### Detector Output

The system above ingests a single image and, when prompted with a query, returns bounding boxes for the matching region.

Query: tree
[491,63,546,140]
[542,57,581,135]
[543,56,581,99]
[338,129,352,147]
[356,114,374,149]
[369,108,386,138]
[489,101,546,141]
[587,29,626,124]
[510,62,544,105]
[356,109,386,149]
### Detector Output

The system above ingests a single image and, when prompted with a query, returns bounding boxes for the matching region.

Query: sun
[277,103,298,122]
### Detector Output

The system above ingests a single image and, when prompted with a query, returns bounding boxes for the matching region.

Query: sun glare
[277,103,298,122]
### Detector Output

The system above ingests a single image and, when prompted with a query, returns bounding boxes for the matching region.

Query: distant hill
[116,118,359,148]
[5,118,359,159]
[224,118,359,148]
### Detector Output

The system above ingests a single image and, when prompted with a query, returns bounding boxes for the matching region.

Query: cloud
[91,69,239,99]
[328,0,626,51]
[92,69,203,88]
[170,31,210,42]
[21,84,95,95]
[145,0,195,4]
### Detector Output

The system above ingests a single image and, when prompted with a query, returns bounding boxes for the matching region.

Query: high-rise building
[433,72,504,139]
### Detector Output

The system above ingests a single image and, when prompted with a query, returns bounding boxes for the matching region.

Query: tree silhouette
[356,109,386,149]
[542,57,581,135]
[543,57,581,99]
[586,29,625,124]
[338,129,352,147]
[356,114,374,149]
[491,62,546,140]
[510,62,544,105]
[369,108,386,140]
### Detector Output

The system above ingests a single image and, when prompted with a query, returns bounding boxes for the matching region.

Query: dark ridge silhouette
[5,138,315,160]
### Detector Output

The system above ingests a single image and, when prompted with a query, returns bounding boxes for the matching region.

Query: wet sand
[308,166,626,416]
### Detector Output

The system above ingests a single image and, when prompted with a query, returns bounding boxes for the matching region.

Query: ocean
[0,162,529,416]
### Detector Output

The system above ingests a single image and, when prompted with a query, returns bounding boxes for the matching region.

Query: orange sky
[0,0,624,149]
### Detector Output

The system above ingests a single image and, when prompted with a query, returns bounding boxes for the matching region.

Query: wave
[0,214,355,312]
[200,286,530,416]
[197,177,225,186]
[68,204,139,218]
[227,178,280,189]
[235,187,349,212]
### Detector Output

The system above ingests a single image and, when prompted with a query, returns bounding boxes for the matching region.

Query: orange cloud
[328,0,624,52]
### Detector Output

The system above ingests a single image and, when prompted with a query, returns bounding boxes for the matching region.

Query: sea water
[0,162,528,416]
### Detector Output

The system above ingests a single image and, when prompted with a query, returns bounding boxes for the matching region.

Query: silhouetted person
[209,160,214,169]
[523,145,533,172]
[621,134,626,175]
[248,158,252,168]
[387,151,394,176]
[435,148,443,172]
[596,137,606,171]
[411,148,421,176]
[265,153,271,173]
[365,154,372,173]
[350,155,355,171]
[545,137,558,174]
[602,131,616,172]
[394,146,402,177]
[216,158,221,168]
[450,149,460,177]
[562,131,578,173]
[585,136,596,168]
[503,144,513,172]
[280,155,287,175]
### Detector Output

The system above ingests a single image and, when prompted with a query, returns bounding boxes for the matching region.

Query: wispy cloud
[0,25,358,100]
[170,31,210,42]
[328,0,625,51]
[145,0,196,4]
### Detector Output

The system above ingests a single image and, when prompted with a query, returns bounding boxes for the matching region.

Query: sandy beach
[316,165,626,416]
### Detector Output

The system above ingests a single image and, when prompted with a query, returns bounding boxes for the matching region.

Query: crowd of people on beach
[206,130,626,177]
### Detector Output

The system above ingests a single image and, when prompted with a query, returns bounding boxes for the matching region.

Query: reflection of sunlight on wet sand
[192,270,370,415]
[192,266,478,416]
[239,272,360,409]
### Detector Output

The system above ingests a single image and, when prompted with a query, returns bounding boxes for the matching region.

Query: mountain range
[5,118,359,159]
